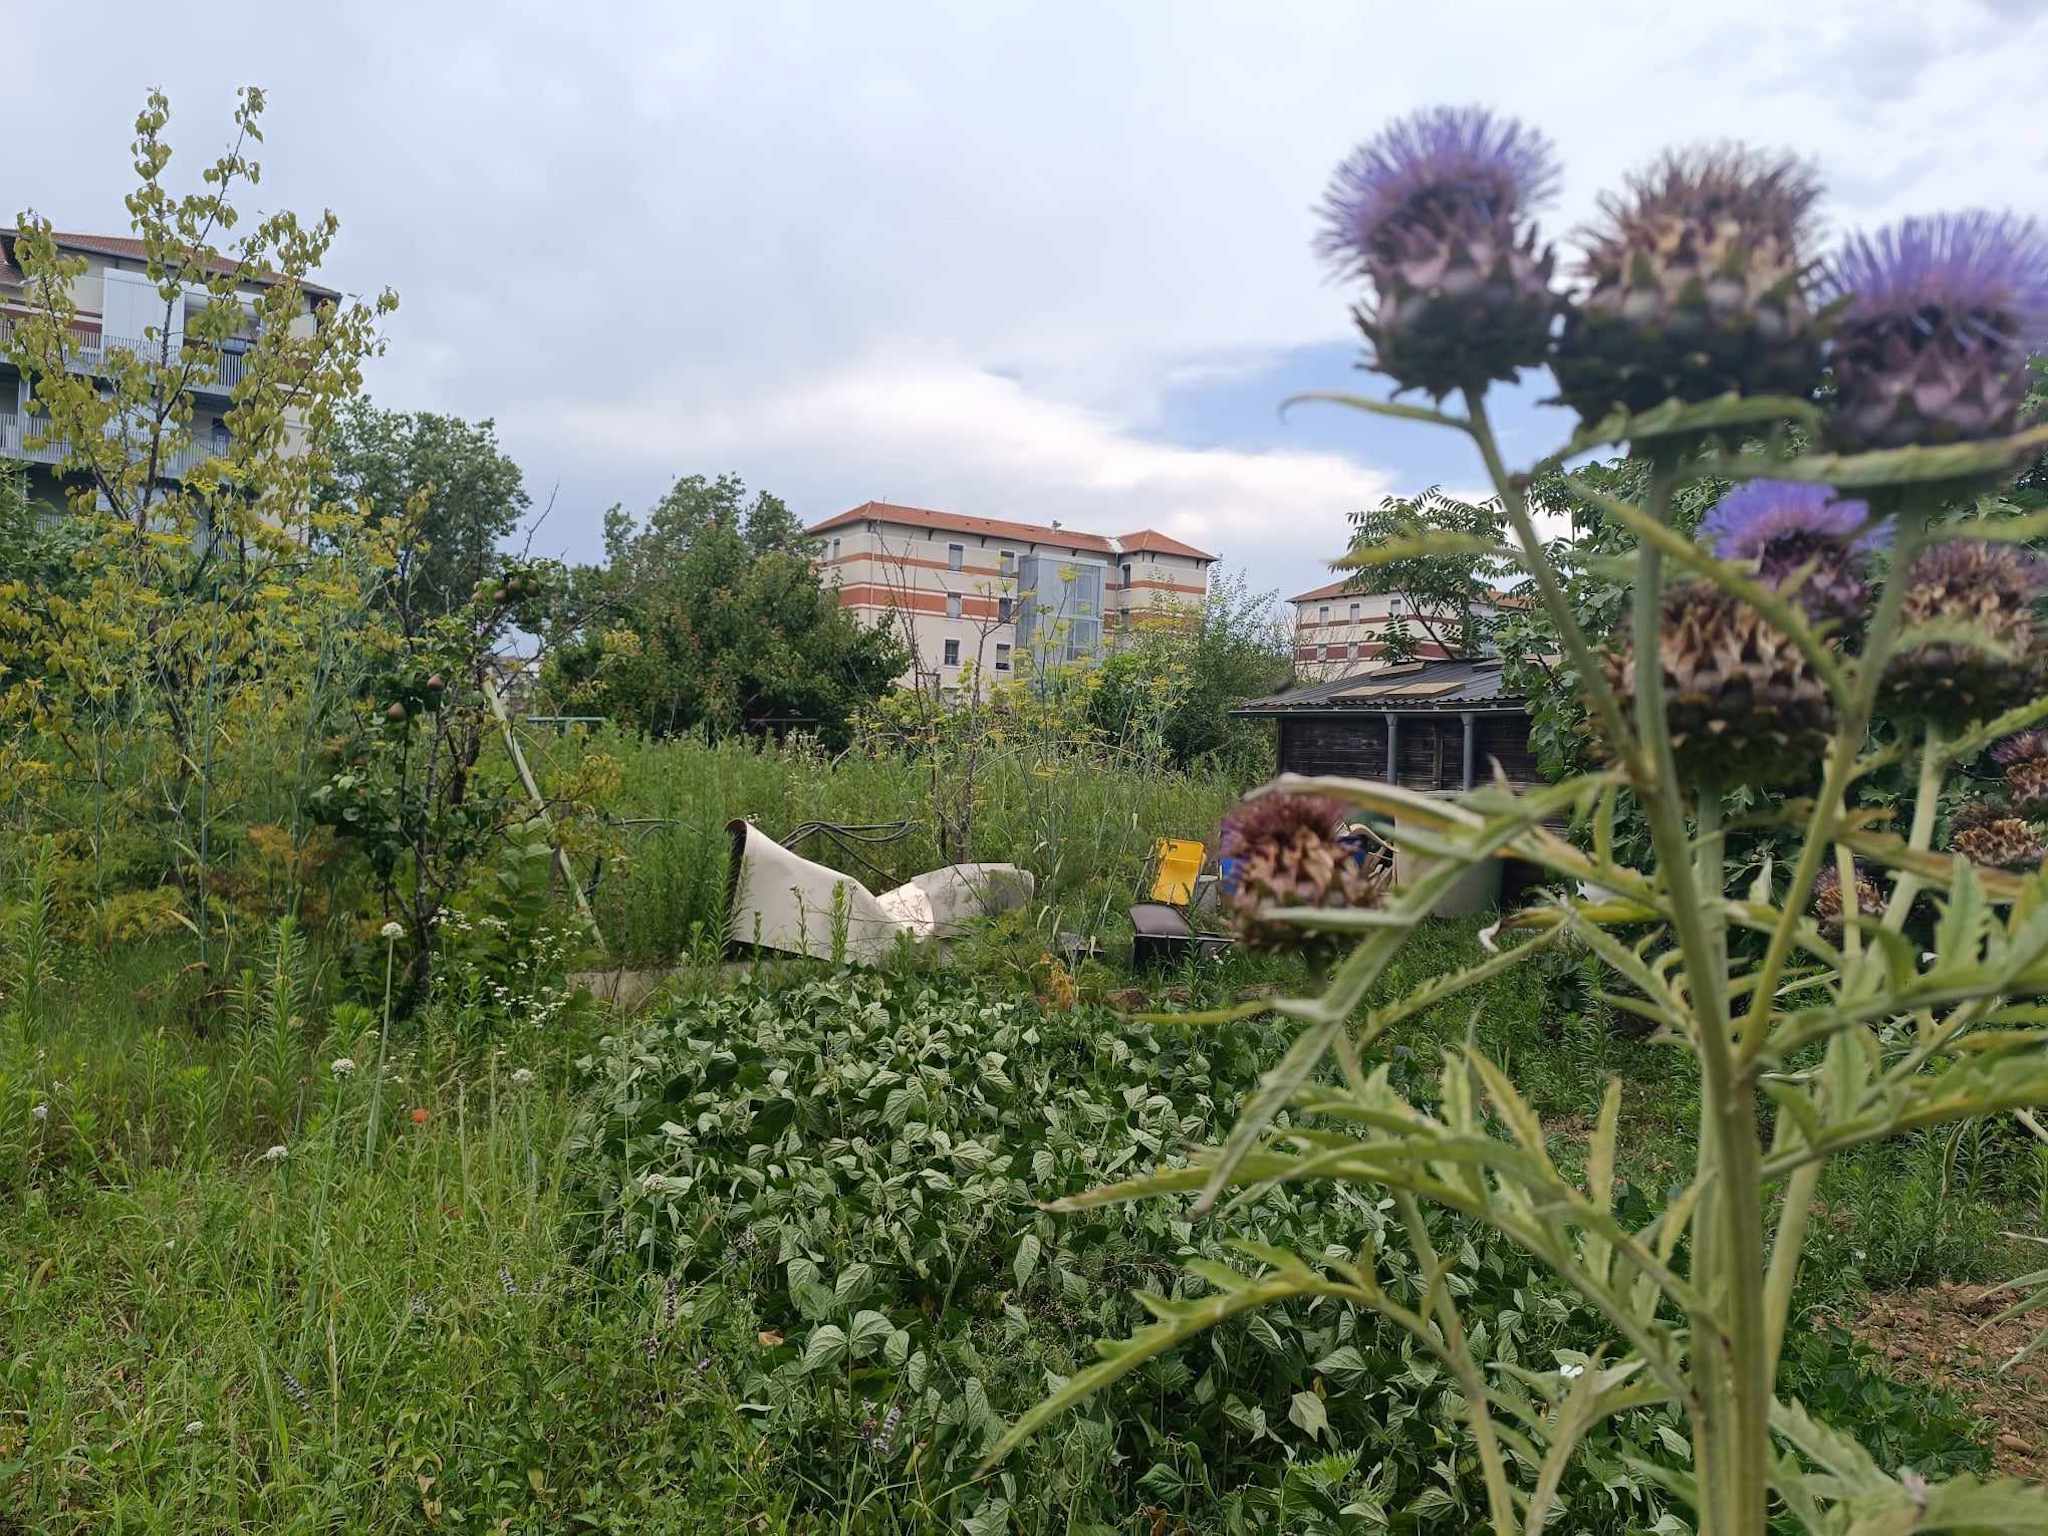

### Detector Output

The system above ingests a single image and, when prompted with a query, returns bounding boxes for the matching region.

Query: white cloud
[544,346,1395,593]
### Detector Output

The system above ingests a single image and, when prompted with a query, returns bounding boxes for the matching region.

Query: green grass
[3,906,2031,1533]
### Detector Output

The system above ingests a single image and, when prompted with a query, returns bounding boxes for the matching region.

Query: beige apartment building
[1290,577,1506,680]
[808,501,1214,695]
[0,228,335,506]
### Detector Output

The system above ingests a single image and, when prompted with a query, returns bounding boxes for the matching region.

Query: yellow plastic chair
[1149,838,1206,906]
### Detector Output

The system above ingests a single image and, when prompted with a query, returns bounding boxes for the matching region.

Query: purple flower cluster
[1698,481,1883,628]
[1822,213,2048,355]
[1316,105,1559,273]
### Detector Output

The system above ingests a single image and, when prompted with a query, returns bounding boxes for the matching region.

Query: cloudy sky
[5,1,2042,602]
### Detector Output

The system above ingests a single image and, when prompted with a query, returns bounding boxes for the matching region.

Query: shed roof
[1232,656,1523,716]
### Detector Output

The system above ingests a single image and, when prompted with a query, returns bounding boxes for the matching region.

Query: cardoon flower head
[1949,799,2044,871]
[1603,582,1834,788]
[1881,541,2048,728]
[1218,792,1389,951]
[1317,106,1562,398]
[1822,212,2048,452]
[1698,480,1883,626]
[1812,861,1883,934]
[1993,730,2048,811]
[1554,145,1824,423]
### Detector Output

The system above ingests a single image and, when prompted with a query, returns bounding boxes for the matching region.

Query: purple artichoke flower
[1821,212,2048,451]
[1882,541,2048,728]
[1992,730,2048,811]
[1697,479,1884,626]
[1218,792,1389,952]
[1553,146,1825,423]
[1317,106,1561,399]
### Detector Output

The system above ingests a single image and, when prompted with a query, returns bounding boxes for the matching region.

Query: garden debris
[1836,1281,2048,1482]
[724,819,1034,965]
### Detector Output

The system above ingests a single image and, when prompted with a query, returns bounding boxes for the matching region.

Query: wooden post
[484,674,606,955]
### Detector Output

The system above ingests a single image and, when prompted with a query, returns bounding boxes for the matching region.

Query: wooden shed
[1231,658,1541,791]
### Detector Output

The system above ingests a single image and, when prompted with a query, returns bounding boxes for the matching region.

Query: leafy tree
[319,399,530,616]
[544,473,904,747]
[0,87,394,955]
[1088,569,1293,775]
[1338,487,1515,663]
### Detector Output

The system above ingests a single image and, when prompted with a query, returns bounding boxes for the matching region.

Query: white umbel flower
[330,1057,356,1078]
[31,1103,49,1122]
[380,921,405,941]
[260,1144,289,1163]
[509,1068,534,1087]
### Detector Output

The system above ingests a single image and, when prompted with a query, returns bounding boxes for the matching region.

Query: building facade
[1288,577,1506,681]
[0,229,334,507]
[808,501,1214,695]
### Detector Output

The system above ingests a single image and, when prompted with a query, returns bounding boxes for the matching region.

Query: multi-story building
[0,228,336,507]
[807,500,1214,695]
[1289,577,1505,681]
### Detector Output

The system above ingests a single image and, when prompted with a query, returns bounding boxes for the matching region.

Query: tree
[544,473,904,746]
[1337,487,1515,663]
[319,400,530,616]
[0,87,394,957]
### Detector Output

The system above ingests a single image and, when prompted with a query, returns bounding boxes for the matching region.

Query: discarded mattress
[724,819,1035,964]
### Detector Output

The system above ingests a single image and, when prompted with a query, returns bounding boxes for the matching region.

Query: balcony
[0,410,221,481]
[0,313,250,396]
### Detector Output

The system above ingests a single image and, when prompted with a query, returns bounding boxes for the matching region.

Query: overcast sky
[6,1,2043,602]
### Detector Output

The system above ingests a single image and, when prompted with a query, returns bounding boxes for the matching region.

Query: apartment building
[807,500,1214,695]
[1290,577,1505,680]
[0,229,336,506]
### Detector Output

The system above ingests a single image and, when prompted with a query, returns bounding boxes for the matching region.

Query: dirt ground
[1839,1281,2047,1482]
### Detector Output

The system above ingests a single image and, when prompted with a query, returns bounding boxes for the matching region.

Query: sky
[4,1,2044,605]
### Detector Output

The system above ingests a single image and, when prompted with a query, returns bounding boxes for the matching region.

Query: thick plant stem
[1882,725,1944,932]
[1628,461,1767,1536]
[366,936,395,1162]
[1395,1192,1517,1536]
[1465,392,1645,785]
[1736,512,1928,1063]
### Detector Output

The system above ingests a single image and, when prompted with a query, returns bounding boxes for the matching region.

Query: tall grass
[543,729,1250,963]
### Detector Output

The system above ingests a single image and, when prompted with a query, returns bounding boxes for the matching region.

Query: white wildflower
[510,1068,534,1087]
[261,1144,290,1164]
[330,1057,357,1079]
[185,1420,204,1436]
[380,921,405,941]
[1558,1361,1586,1380]
[32,1103,49,1122]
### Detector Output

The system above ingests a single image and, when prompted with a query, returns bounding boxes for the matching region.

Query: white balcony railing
[0,411,221,482]
[0,314,249,394]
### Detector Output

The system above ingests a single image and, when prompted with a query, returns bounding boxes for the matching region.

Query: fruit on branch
[1948,799,2045,871]
[1604,582,1835,787]
[1881,541,2047,729]
[1993,731,2048,812]
[1317,106,1562,398]
[1553,146,1824,422]
[1820,212,2048,452]
[1218,792,1390,952]
[1812,860,1884,933]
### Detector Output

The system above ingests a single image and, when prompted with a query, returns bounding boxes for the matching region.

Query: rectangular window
[1348,602,1360,621]
[948,542,964,572]
[1318,605,1329,623]
[999,550,1015,575]
[831,537,841,561]
[995,643,1011,671]
[1318,644,1329,661]
[943,638,961,667]
[998,596,1012,622]
[947,592,962,620]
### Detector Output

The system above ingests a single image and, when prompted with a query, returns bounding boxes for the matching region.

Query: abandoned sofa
[724,819,1035,964]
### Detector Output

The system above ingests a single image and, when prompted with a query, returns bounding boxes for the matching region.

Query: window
[1318,644,1329,661]
[998,596,1012,623]
[211,418,230,453]
[947,592,962,620]
[999,550,1015,575]
[1318,605,1330,624]
[830,537,841,561]
[948,542,964,572]
[1121,562,1132,588]
[943,638,961,667]
[995,643,1012,671]
[1348,602,1360,622]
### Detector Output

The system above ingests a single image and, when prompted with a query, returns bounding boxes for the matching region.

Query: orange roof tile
[0,229,341,301]
[1116,528,1216,561]
[809,500,1121,555]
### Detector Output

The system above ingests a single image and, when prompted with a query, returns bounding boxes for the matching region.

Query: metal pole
[1461,712,1477,789]
[1384,711,1399,784]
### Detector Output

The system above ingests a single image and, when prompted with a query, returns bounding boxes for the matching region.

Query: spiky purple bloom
[1316,106,1562,398]
[1698,480,1883,625]
[1822,212,2048,451]
[1993,730,2048,810]
[1317,106,1560,273]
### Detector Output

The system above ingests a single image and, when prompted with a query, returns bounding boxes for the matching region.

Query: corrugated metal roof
[1232,656,1522,715]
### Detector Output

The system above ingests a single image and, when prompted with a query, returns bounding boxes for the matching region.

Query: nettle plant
[990,109,2048,1533]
